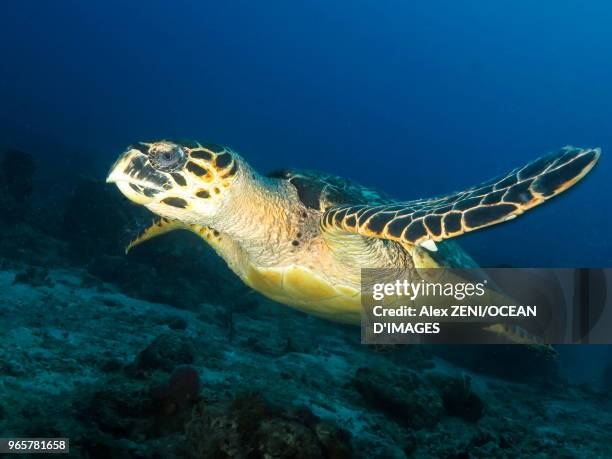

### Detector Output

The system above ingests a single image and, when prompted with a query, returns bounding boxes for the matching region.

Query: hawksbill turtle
[107,141,600,327]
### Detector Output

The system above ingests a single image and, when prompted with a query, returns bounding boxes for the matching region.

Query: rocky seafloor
[2,148,612,458]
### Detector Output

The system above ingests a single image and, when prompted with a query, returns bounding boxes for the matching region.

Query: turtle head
[107,140,241,223]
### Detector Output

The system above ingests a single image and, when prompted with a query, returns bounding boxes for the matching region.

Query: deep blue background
[1,0,611,267]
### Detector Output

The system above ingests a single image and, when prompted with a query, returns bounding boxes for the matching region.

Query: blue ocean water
[2,0,611,267]
[1,1,612,456]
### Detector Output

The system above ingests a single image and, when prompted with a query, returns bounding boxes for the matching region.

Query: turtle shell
[266,168,393,211]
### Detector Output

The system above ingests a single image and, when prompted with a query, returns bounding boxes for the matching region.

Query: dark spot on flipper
[161,197,188,208]
[356,207,381,225]
[334,208,349,225]
[366,212,393,234]
[481,189,505,205]
[186,161,209,177]
[213,230,220,236]
[453,197,482,212]
[171,173,187,186]
[324,211,334,227]
[190,150,213,161]
[464,204,517,229]
[519,155,554,180]
[196,190,210,199]
[557,148,580,166]
[215,152,232,169]
[433,205,453,215]
[424,214,442,237]
[404,219,427,242]
[386,216,413,239]
[532,150,597,197]
[297,232,302,238]
[504,179,534,204]
[222,161,239,178]
[443,212,463,234]
[129,184,141,193]
[494,173,519,190]
[292,240,299,246]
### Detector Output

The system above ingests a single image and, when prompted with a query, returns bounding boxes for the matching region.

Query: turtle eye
[149,145,186,172]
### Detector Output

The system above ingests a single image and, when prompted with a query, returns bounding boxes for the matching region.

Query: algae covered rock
[352,367,443,429]
[185,393,352,459]
[435,374,485,422]
[135,331,196,372]
[150,365,201,415]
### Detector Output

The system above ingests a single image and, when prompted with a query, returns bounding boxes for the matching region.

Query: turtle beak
[107,148,169,205]
[106,150,134,184]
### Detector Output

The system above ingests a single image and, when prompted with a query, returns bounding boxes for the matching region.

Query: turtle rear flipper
[321,146,600,247]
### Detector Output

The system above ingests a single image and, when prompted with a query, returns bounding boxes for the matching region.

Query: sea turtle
[107,141,599,327]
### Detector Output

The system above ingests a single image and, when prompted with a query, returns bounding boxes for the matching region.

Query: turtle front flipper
[126,218,189,253]
[126,218,230,258]
[321,146,600,248]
